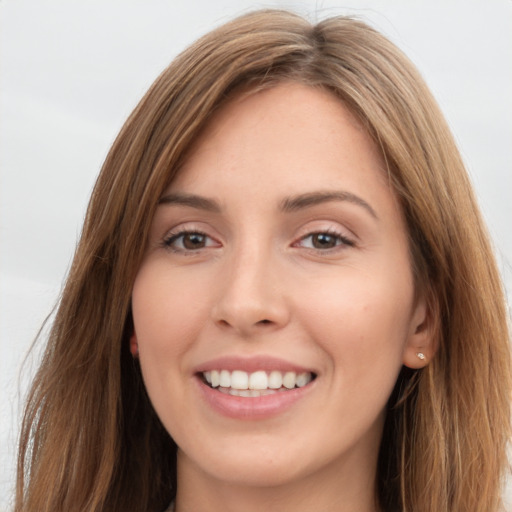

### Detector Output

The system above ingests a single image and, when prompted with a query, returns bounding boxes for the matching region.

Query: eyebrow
[280,191,378,219]
[158,190,377,219]
[158,193,221,213]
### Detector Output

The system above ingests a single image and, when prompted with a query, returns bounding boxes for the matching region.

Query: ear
[402,293,438,369]
[130,332,139,358]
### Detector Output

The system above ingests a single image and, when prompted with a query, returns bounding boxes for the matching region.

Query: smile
[202,370,314,396]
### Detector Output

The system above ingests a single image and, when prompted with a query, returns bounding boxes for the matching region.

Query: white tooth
[239,390,252,397]
[250,389,262,397]
[218,387,229,394]
[229,388,240,396]
[211,370,220,387]
[204,371,212,384]
[219,370,231,387]
[268,371,283,389]
[231,370,249,390]
[249,371,268,390]
[296,372,311,387]
[283,371,296,389]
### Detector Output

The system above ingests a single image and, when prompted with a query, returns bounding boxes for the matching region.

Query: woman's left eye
[163,231,219,252]
[296,231,354,250]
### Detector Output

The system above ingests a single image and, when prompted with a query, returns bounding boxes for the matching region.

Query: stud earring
[130,334,139,358]
[416,352,426,361]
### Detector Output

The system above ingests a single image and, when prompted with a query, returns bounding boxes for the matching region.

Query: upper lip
[193,355,317,375]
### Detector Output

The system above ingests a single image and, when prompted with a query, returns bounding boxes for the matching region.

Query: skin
[131,83,433,512]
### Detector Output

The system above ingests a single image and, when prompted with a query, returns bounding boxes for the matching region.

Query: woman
[16,9,511,512]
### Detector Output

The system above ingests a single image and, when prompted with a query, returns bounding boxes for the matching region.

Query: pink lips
[194,355,315,375]
[193,355,316,420]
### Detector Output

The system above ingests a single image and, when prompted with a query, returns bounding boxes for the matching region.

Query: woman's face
[132,83,430,491]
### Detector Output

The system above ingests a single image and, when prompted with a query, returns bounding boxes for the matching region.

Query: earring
[416,352,426,361]
[130,334,139,358]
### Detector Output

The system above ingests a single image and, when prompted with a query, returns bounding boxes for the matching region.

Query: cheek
[295,269,414,378]
[131,263,209,365]
[131,263,212,434]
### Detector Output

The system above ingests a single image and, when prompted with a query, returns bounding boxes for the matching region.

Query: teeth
[249,370,268,390]
[231,370,249,389]
[211,370,220,387]
[268,371,282,389]
[202,369,313,391]
[282,371,296,389]
[228,388,277,397]
[219,370,231,387]
[296,372,310,387]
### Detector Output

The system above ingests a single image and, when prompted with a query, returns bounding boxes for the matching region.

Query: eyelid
[296,231,354,248]
[292,224,356,253]
[161,223,222,253]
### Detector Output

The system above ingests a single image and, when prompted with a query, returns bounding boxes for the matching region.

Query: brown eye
[182,233,207,249]
[311,233,338,249]
[296,231,354,251]
[164,231,219,252]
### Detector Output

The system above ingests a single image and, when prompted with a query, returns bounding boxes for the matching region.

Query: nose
[211,246,290,336]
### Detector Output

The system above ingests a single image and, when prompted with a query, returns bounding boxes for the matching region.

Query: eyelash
[162,229,218,253]
[161,228,355,254]
[294,229,355,252]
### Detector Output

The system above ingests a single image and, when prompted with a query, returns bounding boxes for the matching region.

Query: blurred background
[1,0,511,509]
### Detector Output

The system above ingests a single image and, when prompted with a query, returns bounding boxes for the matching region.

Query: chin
[177,435,314,488]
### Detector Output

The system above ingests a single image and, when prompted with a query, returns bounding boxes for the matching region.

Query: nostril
[258,319,272,325]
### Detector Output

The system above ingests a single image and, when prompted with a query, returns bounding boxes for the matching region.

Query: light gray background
[1,1,511,510]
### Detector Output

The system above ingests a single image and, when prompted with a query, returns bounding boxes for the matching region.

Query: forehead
[169,83,388,195]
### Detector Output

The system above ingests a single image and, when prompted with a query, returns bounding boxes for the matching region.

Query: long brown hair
[16,10,511,512]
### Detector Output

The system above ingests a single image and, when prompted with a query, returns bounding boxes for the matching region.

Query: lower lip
[196,378,314,420]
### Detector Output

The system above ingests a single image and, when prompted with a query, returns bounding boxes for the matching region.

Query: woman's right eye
[163,231,220,252]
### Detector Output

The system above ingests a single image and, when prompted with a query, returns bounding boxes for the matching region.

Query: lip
[193,355,317,420]
[194,355,316,374]
[196,378,315,420]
